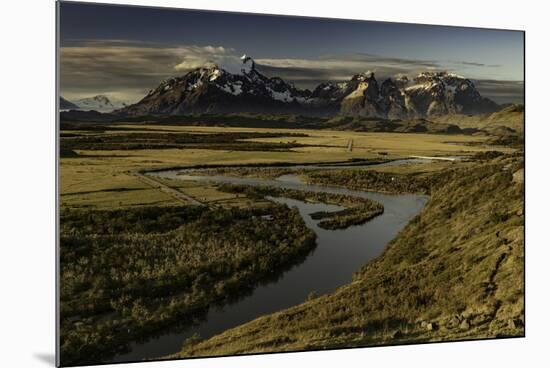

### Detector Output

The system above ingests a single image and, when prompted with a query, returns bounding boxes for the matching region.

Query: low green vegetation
[323,116,466,134]
[176,154,524,358]
[180,158,390,180]
[59,124,495,210]
[59,204,316,365]
[308,207,382,230]
[431,104,524,133]
[304,168,433,194]
[58,117,523,364]
[216,183,384,230]
[61,129,310,152]
[62,110,518,135]
[188,166,298,179]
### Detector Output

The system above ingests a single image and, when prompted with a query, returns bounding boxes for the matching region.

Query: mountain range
[60,96,79,110]
[60,95,127,113]
[114,55,500,119]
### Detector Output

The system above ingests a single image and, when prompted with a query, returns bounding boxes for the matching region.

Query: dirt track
[133,172,204,206]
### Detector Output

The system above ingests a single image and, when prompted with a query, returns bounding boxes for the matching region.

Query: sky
[59,1,524,104]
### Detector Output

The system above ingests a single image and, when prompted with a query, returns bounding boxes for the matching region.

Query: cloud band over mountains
[60,41,524,104]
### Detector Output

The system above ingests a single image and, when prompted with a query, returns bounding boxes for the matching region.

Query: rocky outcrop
[115,55,500,119]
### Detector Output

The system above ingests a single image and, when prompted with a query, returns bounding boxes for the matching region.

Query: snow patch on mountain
[270,89,294,102]
[73,95,128,113]
[445,84,457,94]
[209,69,222,81]
[116,54,499,118]
[219,81,243,96]
[240,54,255,75]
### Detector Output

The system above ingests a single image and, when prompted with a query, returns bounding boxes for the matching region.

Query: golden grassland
[59,122,523,362]
[431,104,525,133]
[60,124,499,209]
[118,124,499,155]
[176,155,524,358]
[155,177,274,209]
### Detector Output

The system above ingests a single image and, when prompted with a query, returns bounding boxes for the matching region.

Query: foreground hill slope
[432,104,524,133]
[176,155,524,358]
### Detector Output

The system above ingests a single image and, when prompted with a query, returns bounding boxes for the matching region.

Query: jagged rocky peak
[411,71,475,92]
[339,69,500,118]
[352,70,376,82]
[72,94,128,113]
[399,71,499,116]
[347,71,379,101]
[151,77,180,94]
[406,71,474,101]
[240,54,256,73]
[394,75,410,88]
[380,78,398,94]
[197,65,226,83]
[415,71,465,82]
[311,81,350,100]
[116,53,319,116]
[150,65,226,95]
[87,94,110,103]
[116,54,500,118]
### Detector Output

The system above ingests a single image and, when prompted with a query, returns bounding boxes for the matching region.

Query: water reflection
[109,167,428,363]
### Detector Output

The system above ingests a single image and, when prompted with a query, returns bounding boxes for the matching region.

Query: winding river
[109,160,430,363]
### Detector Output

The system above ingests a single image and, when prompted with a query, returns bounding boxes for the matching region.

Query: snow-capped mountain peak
[240,54,256,75]
[67,94,128,113]
[354,70,375,82]
[116,59,499,118]
[411,71,473,92]
[59,96,79,110]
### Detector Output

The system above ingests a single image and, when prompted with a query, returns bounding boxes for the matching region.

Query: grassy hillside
[432,104,524,133]
[61,112,482,134]
[59,204,316,365]
[58,121,522,364]
[60,125,491,209]
[324,116,466,134]
[176,154,524,358]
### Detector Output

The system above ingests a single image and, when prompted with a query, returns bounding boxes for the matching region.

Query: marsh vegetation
[60,204,315,365]
[216,183,384,230]
[58,118,523,365]
[178,155,524,358]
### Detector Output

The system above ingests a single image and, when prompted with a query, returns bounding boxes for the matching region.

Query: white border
[1,1,548,367]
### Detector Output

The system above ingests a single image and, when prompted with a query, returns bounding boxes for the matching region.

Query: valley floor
[58,122,524,365]
[175,155,524,358]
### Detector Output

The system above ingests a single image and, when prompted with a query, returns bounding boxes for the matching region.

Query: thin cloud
[473,79,524,103]
[60,41,233,102]
[174,58,217,71]
[256,54,522,103]
[255,54,443,88]
[255,63,409,86]
[450,60,502,67]
[340,53,441,68]
[60,41,523,104]
[256,53,440,71]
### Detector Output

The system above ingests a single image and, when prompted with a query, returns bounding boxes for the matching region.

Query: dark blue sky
[59,1,524,103]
